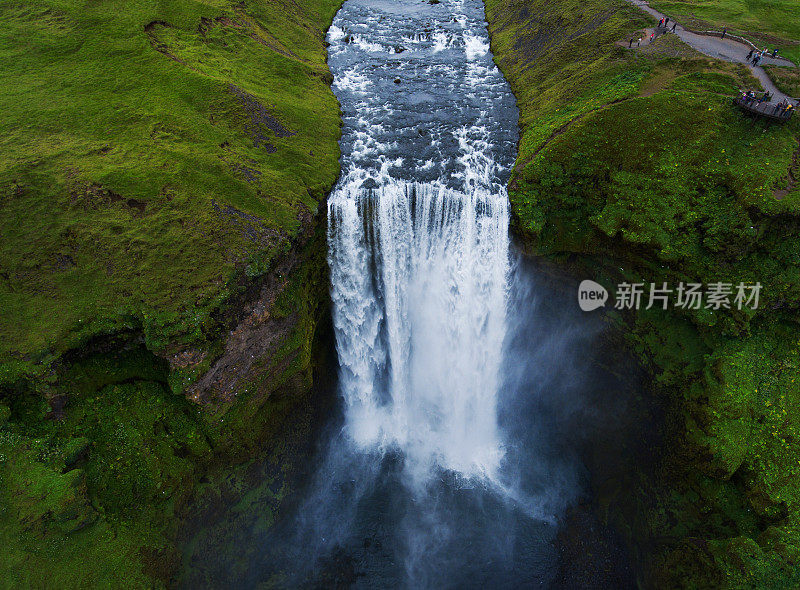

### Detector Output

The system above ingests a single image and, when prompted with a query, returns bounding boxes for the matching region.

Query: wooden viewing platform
[734,96,795,121]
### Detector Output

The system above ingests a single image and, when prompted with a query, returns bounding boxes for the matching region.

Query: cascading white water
[327,0,517,486]
[330,182,510,482]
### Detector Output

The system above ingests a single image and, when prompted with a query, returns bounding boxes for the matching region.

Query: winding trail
[625,0,797,102]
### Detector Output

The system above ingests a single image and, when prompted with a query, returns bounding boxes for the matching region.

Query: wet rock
[185,207,327,411]
[360,178,379,190]
[553,502,635,589]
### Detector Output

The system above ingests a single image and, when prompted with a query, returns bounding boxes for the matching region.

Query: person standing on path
[671,22,677,32]
[772,48,779,58]
[747,48,754,61]
[629,38,634,48]
[721,27,727,39]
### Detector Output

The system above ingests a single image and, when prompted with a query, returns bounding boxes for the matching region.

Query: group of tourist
[627,14,787,87]
[738,91,795,118]
[740,90,767,105]
[628,15,677,47]
[657,16,677,33]
[773,99,795,117]
[746,47,779,67]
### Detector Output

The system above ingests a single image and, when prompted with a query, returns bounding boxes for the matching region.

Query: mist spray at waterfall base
[262,252,608,589]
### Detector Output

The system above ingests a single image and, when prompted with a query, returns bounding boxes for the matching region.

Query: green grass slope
[764,64,800,98]
[0,0,342,381]
[486,0,800,586]
[0,0,342,585]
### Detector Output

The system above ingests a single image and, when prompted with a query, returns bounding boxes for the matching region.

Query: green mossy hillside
[0,0,342,381]
[1,346,203,587]
[486,0,800,586]
[0,217,332,587]
[0,0,342,585]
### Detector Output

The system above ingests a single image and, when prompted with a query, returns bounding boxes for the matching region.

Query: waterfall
[329,181,510,483]
[327,0,517,487]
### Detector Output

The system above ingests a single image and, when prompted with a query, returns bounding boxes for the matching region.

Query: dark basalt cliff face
[485,0,800,586]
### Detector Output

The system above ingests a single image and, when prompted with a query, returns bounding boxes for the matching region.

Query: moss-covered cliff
[485,0,800,586]
[0,0,341,585]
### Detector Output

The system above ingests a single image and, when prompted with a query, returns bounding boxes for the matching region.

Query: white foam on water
[431,31,451,52]
[464,33,489,61]
[353,35,384,53]
[328,24,346,41]
[333,69,371,94]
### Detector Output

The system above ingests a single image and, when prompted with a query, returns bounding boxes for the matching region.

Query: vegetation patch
[1,346,199,587]
[486,0,800,585]
[0,0,342,585]
[763,65,800,99]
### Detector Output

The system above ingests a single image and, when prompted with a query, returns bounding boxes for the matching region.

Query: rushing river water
[180,0,642,587]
